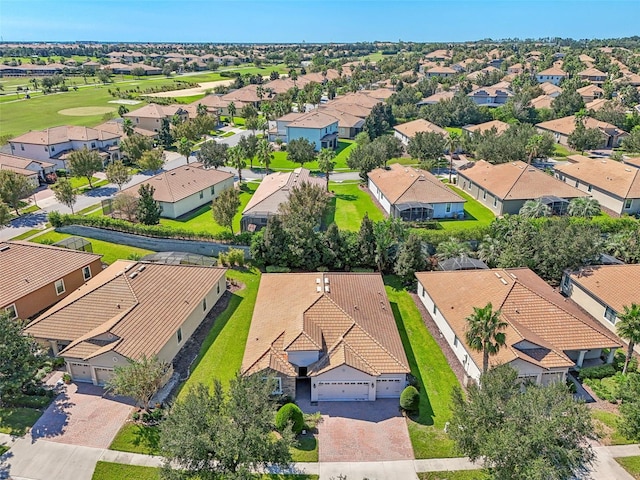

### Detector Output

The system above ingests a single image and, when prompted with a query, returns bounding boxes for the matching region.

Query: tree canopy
[212,187,241,235]
[0,170,35,215]
[105,355,169,410]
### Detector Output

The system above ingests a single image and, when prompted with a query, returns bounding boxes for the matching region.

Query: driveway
[30,383,134,448]
[297,381,414,462]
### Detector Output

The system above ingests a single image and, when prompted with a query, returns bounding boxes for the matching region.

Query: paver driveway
[30,382,134,448]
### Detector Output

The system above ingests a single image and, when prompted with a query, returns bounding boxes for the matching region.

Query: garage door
[94,367,114,386]
[69,362,92,383]
[376,378,405,398]
[317,381,370,401]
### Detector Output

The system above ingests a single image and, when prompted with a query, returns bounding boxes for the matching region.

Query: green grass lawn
[267,140,356,172]
[109,423,160,455]
[388,157,420,166]
[438,185,495,231]
[161,180,258,234]
[68,176,101,189]
[445,127,463,136]
[385,275,460,458]
[0,445,8,455]
[553,143,573,158]
[30,230,154,264]
[616,456,640,479]
[323,181,385,231]
[0,407,44,435]
[419,471,489,480]
[591,410,635,445]
[178,268,260,398]
[291,433,318,462]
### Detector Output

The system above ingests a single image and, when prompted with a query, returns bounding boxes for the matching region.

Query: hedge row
[48,212,253,246]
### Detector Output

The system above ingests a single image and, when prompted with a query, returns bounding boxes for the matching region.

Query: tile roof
[540,82,563,95]
[368,164,465,205]
[536,115,627,137]
[624,157,640,168]
[568,265,640,313]
[11,126,120,145]
[463,120,510,135]
[326,102,372,118]
[221,85,261,104]
[242,168,323,216]
[415,268,621,371]
[331,92,381,109]
[242,273,410,378]
[394,119,448,139]
[0,241,102,310]
[121,163,233,203]
[579,67,607,77]
[0,153,54,170]
[25,261,227,361]
[458,160,586,201]
[426,66,457,74]
[287,110,338,129]
[585,98,609,111]
[577,84,605,96]
[123,104,186,120]
[418,91,455,104]
[537,66,568,76]
[316,107,365,128]
[556,157,640,199]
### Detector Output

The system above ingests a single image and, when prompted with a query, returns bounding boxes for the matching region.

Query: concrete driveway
[30,383,134,448]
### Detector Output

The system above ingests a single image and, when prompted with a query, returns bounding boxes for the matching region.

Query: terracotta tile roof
[189,94,238,110]
[540,82,563,95]
[458,160,586,201]
[264,77,299,94]
[418,91,455,104]
[537,66,568,77]
[463,120,510,135]
[360,88,395,100]
[0,241,102,310]
[287,110,338,129]
[577,84,604,96]
[555,158,640,199]
[222,85,261,104]
[579,54,596,63]
[625,157,640,168]
[426,66,457,75]
[568,265,640,314]
[536,115,627,137]
[121,163,233,203]
[415,268,621,371]
[123,104,186,120]
[0,164,37,177]
[242,273,410,378]
[579,67,607,78]
[242,168,323,216]
[25,261,227,362]
[317,107,365,128]
[0,153,54,170]
[331,92,381,109]
[394,119,448,139]
[11,126,120,145]
[326,102,372,118]
[368,164,465,205]
[585,98,609,111]
[94,120,157,138]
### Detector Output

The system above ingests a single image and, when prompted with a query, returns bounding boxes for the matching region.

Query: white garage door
[376,378,405,398]
[317,381,370,401]
[94,367,114,386]
[69,362,92,383]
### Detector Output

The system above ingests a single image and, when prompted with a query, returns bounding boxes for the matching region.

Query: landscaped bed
[418,471,489,480]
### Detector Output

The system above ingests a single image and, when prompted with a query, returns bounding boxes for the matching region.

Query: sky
[1,0,639,44]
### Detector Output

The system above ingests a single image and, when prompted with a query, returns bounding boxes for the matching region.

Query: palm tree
[317,148,336,192]
[568,197,601,218]
[519,199,551,218]
[227,102,236,126]
[616,303,640,374]
[196,103,208,117]
[465,302,508,374]
[435,237,471,261]
[445,132,461,184]
[178,137,194,164]
[477,235,501,267]
[122,118,135,136]
[256,139,274,174]
[227,145,247,183]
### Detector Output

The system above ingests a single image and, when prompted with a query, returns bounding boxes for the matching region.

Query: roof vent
[324,285,330,293]
[625,168,632,172]
[0,245,9,252]
[324,277,330,284]
[500,278,508,285]
[316,277,321,284]
[129,272,138,279]
[137,265,146,272]
[494,272,502,278]
[316,286,322,293]
[509,273,517,279]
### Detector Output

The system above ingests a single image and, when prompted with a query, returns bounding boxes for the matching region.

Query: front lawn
[109,422,160,455]
[0,407,44,435]
[160,180,259,235]
[438,185,495,231]
[616,456,640,479]
[177,268,260,398]
[419,471,489,480]
[67,176,102,190]
[30,231,154,264]
[291,432,318,462]
[591,409,635,446]
[385,275,460,458]
[267,140,356,171]
[323,181,385,231]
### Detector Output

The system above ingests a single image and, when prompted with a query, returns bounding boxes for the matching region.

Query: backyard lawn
[267,140,356,171]
[29,230,154,264]
[160,180,259,235]
[0,407,44,435]
[438,184,495,231]
[616,456,640,479]
[323,181,385,231]
[385,275,460,458]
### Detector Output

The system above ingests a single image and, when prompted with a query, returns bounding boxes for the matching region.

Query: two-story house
[285,110,339,151]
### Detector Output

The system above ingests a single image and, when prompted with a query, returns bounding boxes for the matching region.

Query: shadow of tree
[131,424,160,453]
[29,391,74,443]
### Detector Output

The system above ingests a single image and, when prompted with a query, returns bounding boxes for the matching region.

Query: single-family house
[285,110,339,151]
[554,157,640,215]
[123,104,189,136]
[578,67,608,85]
[577,84,604,103]
[536,116,628,148]
[25,261,227,385]
[466,66,500,82]
[457,160,587,215]
[530,94,555,110]
[221,85,262,108]
[317,107,365,139]
[536,67,568,86]
[189,94,245,117]
[425,66,458,78]
[120,163,234,219]
[416,90,455,106]
[393,119,448,146]
[462,120,510,137]
[561,265,640,336]
[9,126,121,169]
[241,167,324,231]
[241,273,410,401]
[0,153,55,185]
[425,50,452,62]
[1,241,103,321]
[507,63,524,75]
[415,268,622,385]
[467,86,512,107]
[579,54,596,66]
[585,98,609,112]
[539,82,563,97]
[367,164,465,220]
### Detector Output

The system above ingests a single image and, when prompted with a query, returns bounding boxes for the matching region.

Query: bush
[52,357,66,368]
[275,403,304,434]
[613,350,638,373]
[578,364,616,380]
[4,393,53,409]
[265,265,291,273]
[400,385,420,414]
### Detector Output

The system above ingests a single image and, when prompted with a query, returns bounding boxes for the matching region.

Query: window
[462,182,466,189]
[575,180,579,188]
[217,283,220,294]
[482,189,486,200]
[210,186,215,195]
[91,143,96,149]
[51,146,55,152]
[604,306,617,324]
[262,377,282,395]
[177,328,183,343]
[199,191,204,199]
[588,184,592,192]
[625,199,632,210]
[82,266,91,281]
[202,298,207,311]
[55,279,65,295]
[453,336,459,348]
[446,203,451,213]
[21,144,25,151]
[44,146,48,152]
[433,303,438,315]
[5,304,17,320]
[493,196,497,207]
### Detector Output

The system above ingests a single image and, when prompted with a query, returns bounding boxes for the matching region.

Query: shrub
[400,385,420,415]
[265,265,291,273]
[578,364,616,380]
[52,357,66,368]
[275,403,304,434]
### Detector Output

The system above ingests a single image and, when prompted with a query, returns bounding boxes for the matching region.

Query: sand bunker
[58,106,116,116]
